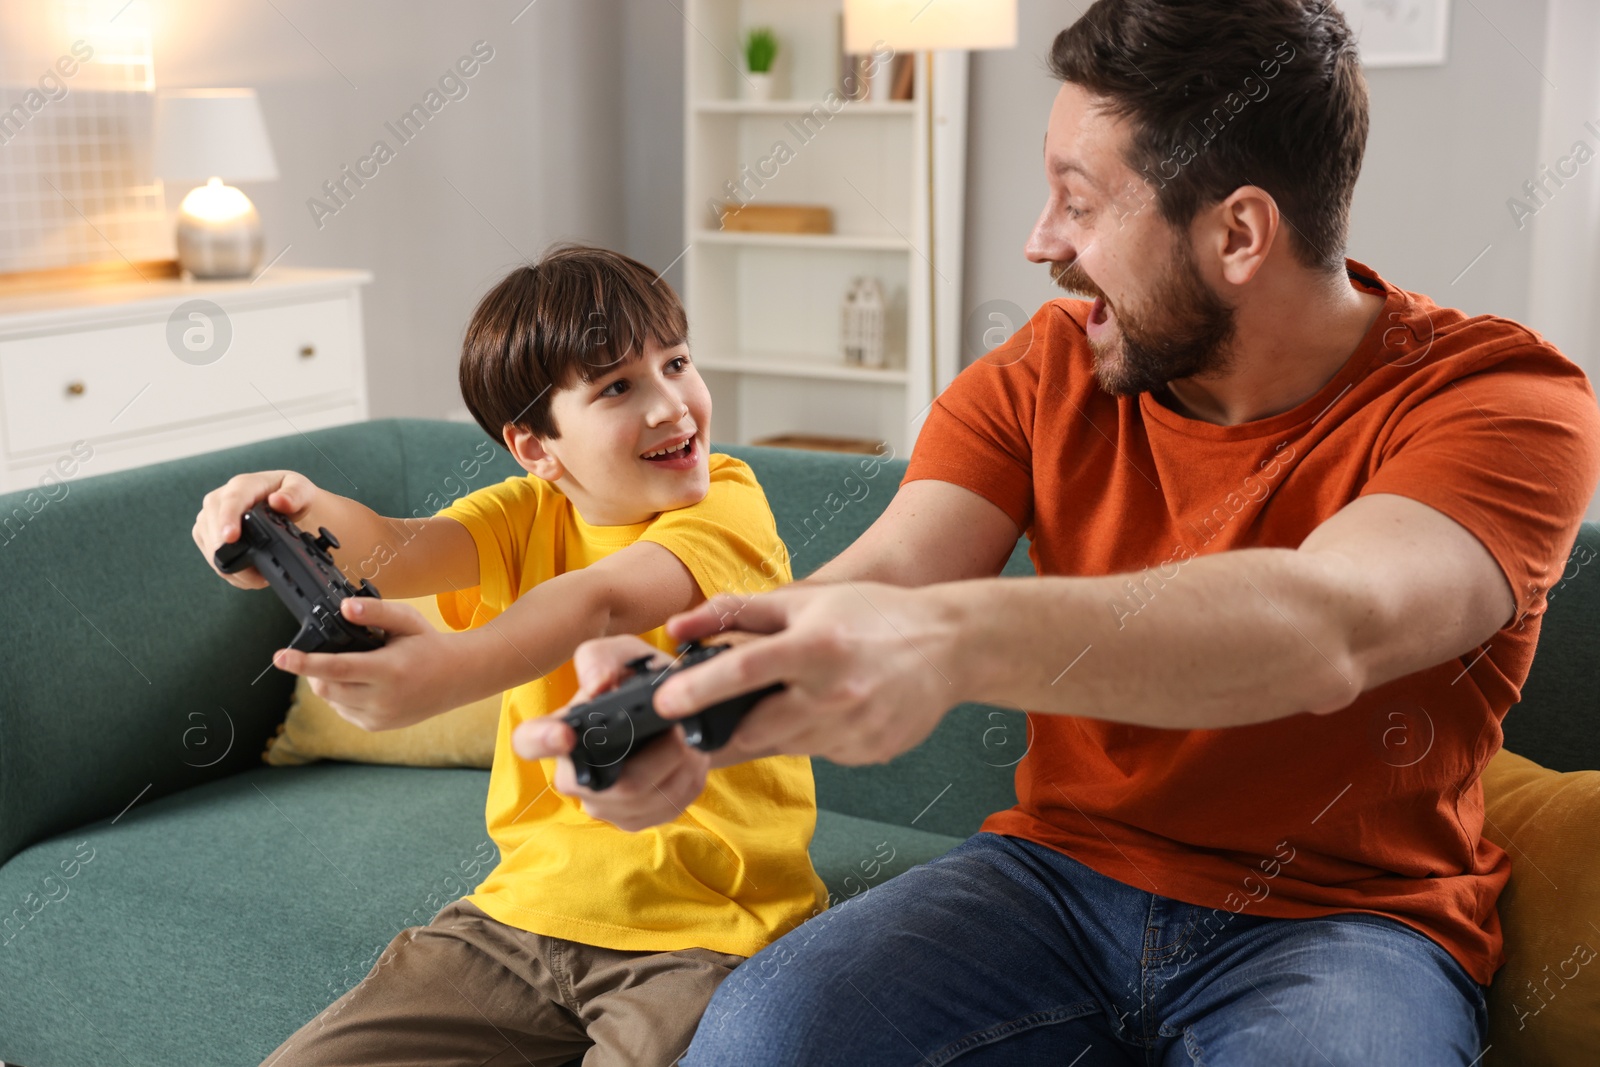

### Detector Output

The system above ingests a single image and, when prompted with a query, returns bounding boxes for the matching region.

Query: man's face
[535,338,712,522]
[1025,83,1236,397]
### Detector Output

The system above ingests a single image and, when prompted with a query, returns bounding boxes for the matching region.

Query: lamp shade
[844,0,1017,52]
[153,88,279,182]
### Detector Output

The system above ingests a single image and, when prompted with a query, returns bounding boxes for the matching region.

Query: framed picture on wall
[1335,0,1451,68]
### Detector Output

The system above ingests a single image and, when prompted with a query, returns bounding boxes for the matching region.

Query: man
[520,1,1600,1062]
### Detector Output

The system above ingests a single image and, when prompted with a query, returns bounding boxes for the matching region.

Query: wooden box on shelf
[718,203,834,234]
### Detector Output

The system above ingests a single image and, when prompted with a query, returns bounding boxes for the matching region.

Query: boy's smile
[639,429,700,470]
[504,338,713,526]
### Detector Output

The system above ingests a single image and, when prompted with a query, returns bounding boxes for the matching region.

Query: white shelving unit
[683,0,969,456]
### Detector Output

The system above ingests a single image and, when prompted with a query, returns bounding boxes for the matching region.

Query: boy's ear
[502,424,563,481]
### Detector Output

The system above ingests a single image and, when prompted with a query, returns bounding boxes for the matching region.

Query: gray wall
[11,0,1588,527]
[960,0,1553,337]
[1347,0,1548,322]
[152,0,1584,446]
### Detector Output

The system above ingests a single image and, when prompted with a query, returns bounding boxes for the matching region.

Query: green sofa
[0,417,1594,1065]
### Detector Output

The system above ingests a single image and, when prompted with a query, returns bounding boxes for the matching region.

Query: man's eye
[1065,204,1088,221]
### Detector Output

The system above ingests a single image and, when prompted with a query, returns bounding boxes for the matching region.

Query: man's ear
[503,423,562,481]
[1207,185,1279,287]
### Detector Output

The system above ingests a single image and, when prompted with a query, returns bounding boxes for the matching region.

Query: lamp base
[174,181,263,279]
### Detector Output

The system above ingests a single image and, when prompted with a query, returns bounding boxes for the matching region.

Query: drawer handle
[299,345,316,359]
[66,380,86,397]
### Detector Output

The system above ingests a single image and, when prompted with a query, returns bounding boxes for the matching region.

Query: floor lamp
[842,0,1018,400]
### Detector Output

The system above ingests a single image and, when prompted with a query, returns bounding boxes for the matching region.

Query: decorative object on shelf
[0,4,168,278]
[841,277,887,369]
[751,433,889,455]
[889,55,916,100]
[717,203,834,234]
[837,14,891,102]
[743,27,779,101]
[154,88,280,279]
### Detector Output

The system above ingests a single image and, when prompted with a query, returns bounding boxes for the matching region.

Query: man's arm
[806,480,1022,586]
[943,492,1517,728]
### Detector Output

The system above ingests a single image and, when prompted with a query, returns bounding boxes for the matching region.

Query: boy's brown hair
[459,244,688,443]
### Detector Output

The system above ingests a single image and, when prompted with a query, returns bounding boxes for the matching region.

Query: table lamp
[153,88,279,279]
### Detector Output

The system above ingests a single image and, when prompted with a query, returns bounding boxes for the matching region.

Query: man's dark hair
[1048,0,1368,271]
[459,244,688,444]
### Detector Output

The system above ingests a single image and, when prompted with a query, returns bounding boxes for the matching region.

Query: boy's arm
[198,470,479,600]
[272,539,699,731]
[299,498,480,600]
[457,540,702,697]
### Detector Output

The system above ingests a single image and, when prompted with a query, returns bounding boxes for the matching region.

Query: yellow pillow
[1480,748,1600,1065]
[262,594,501,768]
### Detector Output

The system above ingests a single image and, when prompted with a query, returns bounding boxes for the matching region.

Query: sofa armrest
[0,421,438,866]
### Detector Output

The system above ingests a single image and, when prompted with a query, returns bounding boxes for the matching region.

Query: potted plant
[743,27,778,101]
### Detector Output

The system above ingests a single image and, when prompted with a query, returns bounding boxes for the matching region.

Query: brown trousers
[261,899,746,1067]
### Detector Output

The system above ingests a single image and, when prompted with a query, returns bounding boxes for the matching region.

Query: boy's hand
[192,470,322,589]
[271,597,489,731]
[512,636,713,832]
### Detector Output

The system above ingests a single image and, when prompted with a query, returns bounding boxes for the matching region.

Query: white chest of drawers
[0,268,371,495]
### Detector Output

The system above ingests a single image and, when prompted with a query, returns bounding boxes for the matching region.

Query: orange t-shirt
[903,259,1600,985]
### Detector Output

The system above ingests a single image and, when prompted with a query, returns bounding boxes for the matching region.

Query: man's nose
[1025,203,1075,265]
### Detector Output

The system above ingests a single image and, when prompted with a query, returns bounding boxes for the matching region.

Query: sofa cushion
[0,763,492,1065]
[0,758,965,1067]
[263,595,501,769]
[1481,748,1600,1066]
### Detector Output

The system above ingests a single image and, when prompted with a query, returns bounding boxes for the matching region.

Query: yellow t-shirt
[433,453,829,956]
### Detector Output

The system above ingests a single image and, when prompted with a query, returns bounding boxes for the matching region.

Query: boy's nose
[645,383,690,424]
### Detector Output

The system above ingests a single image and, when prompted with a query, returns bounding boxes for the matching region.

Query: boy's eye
[599,377,628,398]
[666,355,690,373]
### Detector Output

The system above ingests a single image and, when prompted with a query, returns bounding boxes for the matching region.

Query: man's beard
[1051,243,1236,398]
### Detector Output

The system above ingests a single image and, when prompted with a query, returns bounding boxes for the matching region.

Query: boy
[193,245,828,1066]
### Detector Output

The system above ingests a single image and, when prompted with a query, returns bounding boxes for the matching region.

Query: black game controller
[213,502,386,655]
[562,639,784,790]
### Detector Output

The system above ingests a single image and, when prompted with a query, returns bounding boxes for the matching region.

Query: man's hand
[654,581,967,766]
[511,636,712,832]
[271,597,492,731]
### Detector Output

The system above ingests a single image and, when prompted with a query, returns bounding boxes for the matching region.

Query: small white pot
[743,72,773,101]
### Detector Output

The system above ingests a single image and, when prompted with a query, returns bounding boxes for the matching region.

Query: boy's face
[504,338,713,525]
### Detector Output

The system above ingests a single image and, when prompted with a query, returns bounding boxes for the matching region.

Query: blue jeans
[683,832,1487,1066]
